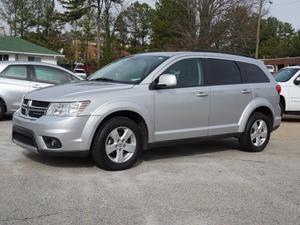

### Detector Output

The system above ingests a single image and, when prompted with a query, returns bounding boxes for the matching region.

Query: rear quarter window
[238,62,270,83]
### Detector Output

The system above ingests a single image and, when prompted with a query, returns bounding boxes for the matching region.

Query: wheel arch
[279,95,286,112]
[0,97,7,113]
[238,99,275,132]
[90,109,151,151]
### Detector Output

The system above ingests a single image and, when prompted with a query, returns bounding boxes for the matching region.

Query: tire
[239,112,271,152]
[279,100,285,116]
[0,101,5,121]
[91,116,143,170]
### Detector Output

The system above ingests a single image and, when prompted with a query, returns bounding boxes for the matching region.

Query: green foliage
[260,17,296,58]
[151,0,195,51]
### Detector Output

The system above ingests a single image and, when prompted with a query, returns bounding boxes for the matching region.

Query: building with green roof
[0,37,64,64]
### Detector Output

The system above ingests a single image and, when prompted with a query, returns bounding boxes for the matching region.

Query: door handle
[197,92,209,97]
[241,89,251,94]
[32,84,41,89]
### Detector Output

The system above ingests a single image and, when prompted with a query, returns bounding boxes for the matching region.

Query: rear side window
[34,66,72,84]
[238,62,269,83]
[0,65,28,80]
[205,59,242,85]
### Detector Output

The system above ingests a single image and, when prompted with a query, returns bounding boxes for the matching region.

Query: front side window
[205,59,242,85]
[274,68,299,83]
[162,58,204,88]
[238,62,270,83]
[34,66,72,84]
[89,55,169,84]
[0,65,28,80]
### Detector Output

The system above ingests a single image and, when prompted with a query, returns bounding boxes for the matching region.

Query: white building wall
[8,54,16,61]
[7,53,57,64]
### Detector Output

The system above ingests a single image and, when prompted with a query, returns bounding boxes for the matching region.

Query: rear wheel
[91,117,143,170]
[239,112,271,152]
[0,101,5,121]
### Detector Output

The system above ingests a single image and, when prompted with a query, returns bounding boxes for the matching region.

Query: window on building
[0,55,9,61]
[28,56,41,62]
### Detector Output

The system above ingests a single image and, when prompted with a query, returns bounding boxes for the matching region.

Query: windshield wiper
[90,77,117,82]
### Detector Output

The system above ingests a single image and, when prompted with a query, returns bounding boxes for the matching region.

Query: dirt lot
[0,116,299,225]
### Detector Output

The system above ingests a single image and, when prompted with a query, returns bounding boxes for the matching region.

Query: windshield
[274,68,299,82]
[89,55,169,84]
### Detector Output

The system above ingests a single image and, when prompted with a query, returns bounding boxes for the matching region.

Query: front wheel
[239,112,271,152]
[91,117,143,170]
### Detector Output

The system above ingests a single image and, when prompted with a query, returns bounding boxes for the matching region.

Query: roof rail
[192,49,255,59]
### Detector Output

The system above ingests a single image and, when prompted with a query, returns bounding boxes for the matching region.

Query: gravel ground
[0,115,299,225]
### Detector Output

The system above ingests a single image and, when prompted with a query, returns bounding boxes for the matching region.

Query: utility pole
[255,0,263,59]
[255,0,273,59]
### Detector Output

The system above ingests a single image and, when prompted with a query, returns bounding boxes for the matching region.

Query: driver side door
[153,58,210,142]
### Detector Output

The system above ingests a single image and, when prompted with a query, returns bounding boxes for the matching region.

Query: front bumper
[12,110,101,156]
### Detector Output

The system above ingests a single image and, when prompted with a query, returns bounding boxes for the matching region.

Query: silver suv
[12,52,281,170]
[0,62,80,120]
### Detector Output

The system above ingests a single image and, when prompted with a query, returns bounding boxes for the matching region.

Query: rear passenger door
[0,65,31,112]
[30,65,73,91]
[204,59,253,135]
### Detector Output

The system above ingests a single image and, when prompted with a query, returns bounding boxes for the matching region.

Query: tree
[151,0,196,50]
[260,17,296,58]
[0,0,33,37]
[123,1,153,51]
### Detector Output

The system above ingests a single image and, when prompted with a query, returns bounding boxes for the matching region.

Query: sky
[135,0,300,31]
[269,0,300,30]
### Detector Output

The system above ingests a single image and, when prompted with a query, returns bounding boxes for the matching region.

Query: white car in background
[274,66,300,115]
[266,65,275,73]
[0,62,81,120]
[73,68,87,79]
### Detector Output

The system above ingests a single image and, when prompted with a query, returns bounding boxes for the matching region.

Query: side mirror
[155,74,177,89]
[294,76,300,85]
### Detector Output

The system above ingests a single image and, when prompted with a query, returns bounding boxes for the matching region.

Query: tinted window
[205,59,242,85]
[238,62,270,83]
[0,65,28,80]
[163,58,204,88]
[274,68,299,82]
[34,66,72,84]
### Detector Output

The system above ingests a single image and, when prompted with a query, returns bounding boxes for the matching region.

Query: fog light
[43,136,62,149]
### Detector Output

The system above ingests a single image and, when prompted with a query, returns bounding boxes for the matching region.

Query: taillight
[276,84,281,95]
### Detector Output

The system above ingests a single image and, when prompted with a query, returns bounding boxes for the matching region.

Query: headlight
[46,101,90,116]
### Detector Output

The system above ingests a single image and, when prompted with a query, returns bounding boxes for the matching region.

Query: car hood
[25,81,135,102]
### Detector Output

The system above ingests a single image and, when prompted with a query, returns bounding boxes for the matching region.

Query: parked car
[0,62,81,120]
[12,52,281,170]
[266,65,275,73]
[73,68,87,79]
[274,66,300,115]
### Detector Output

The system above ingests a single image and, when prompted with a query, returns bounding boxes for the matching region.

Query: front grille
[21,99,50,119]
[12,127,36,147]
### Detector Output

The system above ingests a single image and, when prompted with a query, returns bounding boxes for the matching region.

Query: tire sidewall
[0,101,4,121]
[245,112,271,152]
[92,117,143,170]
